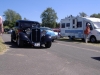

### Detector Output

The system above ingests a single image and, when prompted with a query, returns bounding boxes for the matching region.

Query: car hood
[54,32,58,35]
[46,30,56,36]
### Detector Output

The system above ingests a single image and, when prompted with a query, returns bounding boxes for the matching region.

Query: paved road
[0,34,100,75]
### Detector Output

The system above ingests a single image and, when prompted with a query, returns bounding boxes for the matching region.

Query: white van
[60,15,100,43]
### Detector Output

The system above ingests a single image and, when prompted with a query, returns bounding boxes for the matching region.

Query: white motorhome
[60,15,100,43]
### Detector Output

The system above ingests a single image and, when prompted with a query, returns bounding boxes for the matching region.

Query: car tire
[45,41,52,48]
[17,37,24,47]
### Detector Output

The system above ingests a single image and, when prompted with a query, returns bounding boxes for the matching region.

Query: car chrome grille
[31,28,41,42]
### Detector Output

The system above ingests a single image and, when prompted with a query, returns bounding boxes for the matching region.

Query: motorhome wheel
[90,36,97,43]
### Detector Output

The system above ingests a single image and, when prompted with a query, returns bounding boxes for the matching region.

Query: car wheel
[90,36,97,43]
[45,42,52,48]
[17,37,24,47]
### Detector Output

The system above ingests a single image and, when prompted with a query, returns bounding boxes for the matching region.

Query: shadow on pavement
[91,57,100,61]
[3,41,47,49]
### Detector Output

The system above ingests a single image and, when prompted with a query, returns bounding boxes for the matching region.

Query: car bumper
[51,36,57,40]
[22,39,43,47]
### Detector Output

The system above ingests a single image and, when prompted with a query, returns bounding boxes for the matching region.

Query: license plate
[34,43,40,47]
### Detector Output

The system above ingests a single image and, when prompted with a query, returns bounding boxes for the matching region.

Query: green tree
[3,20,10,27]
[23,17,29,20]
[79,12,87,17]
[90,13,100,18]
[56,22,60,28]
[40,7,58,28]
[3,9,22,28]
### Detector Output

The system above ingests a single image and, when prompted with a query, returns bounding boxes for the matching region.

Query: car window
[20,22,40,28]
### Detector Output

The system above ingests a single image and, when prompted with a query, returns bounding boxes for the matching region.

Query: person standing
[84,23,91,43]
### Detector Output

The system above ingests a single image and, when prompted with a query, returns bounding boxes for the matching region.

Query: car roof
[40,27,49,28]
[40,27,52,29]
[16,20,40,24]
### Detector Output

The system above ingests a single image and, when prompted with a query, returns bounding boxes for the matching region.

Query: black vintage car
[11,20,52,48]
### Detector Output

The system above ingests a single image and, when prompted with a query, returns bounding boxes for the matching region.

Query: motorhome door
[83,22,93,31]
[60,23,66,37]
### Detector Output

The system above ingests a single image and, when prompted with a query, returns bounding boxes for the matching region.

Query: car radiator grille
[31,28,41,42]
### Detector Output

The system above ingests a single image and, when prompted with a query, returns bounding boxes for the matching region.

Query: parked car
[52,28,63,38]
[40,27,59,42]
[11,20,52,48]
[4,28,10,33]
[7,29,13,34]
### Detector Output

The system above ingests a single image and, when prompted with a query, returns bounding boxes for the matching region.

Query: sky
[0,0,100,23]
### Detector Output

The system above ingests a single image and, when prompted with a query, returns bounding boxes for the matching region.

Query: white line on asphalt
[57,43,100,53]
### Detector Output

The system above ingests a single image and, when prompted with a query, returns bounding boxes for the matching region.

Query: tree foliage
[56,22,60,28]
[90,13,100,18]
[79,12,87,17]
[40,7,58,28]
[23,17,29,20]
[2,8,100,29]
[3,9,22,28]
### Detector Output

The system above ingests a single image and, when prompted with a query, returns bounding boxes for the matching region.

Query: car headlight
[25,35,28,38]
[41,30,46,36]
[49,36,51,38]
[25,28,31,34]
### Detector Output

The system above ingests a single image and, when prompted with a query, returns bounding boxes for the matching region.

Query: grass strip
[0,37,7,54]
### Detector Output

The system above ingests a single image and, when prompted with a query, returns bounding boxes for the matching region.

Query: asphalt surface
[0,34,100,75]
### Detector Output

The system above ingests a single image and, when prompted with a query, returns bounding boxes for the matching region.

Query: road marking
[57,43,100,53]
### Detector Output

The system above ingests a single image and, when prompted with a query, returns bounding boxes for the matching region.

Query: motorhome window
[90,26,93,30]
[66,23,70,27]
[61,23,65,28]
[86,22,93,30]
[77,22,82,28]
[73,26,75,28]
[93,22,100,29]
[73,19,75,24]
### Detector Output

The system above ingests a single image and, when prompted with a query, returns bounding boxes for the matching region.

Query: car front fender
[43,34,52,42]
[18,32,29,41]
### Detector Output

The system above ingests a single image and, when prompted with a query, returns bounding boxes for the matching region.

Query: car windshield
[93,22,100,29]
[20,22,40,28]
